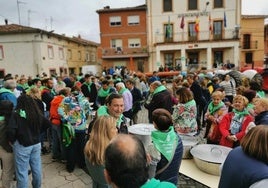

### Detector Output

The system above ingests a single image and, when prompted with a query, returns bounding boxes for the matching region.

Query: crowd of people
[0,66,268,187]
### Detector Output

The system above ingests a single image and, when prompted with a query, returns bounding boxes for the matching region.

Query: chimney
[104,6,110,9]
[5,19,8,25]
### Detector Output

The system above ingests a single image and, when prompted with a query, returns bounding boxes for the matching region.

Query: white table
[179,159,220,188]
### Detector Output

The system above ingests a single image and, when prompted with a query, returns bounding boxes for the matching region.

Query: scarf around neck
[84,82,92,93]
[232,108,249,118]
[153,85,166,95]
[151,126,178,162]
[118,87,127,95]
[208,101,224,115]
[98,87,110,97]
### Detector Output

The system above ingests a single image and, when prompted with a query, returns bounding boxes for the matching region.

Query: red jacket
[219,112,253,148]
[50,95,64,126]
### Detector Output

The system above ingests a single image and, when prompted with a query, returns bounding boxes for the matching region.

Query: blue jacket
[219,146,268,188]
[0,88,17,108]
[254,111,268,126]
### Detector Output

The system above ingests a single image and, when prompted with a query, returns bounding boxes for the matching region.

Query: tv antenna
[17,0,26,25]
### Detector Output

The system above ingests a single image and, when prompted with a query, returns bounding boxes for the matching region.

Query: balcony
[240,41,258,50]
[154,29,239,44]
[101,47,149,59]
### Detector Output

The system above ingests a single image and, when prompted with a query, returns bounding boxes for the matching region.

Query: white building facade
[0,24,99,78]
[0,27,68,77]
[146,0,241,72]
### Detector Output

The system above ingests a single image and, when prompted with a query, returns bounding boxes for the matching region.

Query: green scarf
[184,99,196,109]
[153,85,166,95]
[247,103,254,110]
[98,87,110,97]
[257,90,265,98]
[208,101,224,115]
[0,88,13,94]
[151,126,178,162]
[97,106,124,127]
[118,87,127,95]
[83,82,92,93]
[232,108,249,118]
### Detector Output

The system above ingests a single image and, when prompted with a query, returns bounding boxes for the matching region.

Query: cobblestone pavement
[0,107,212,188]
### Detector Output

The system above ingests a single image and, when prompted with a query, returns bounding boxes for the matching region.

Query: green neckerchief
[97,106,123,127]
[0,116,4,121]
[232,108,249,118]
[153,85,166,95]
[115,78,122,83]
[208,101,224,115]
[141,178,176,188]
[257,90,265,98]
[83,82,92,93]
[0,88,13,94]
[118,87,127,95]
[151,126,178,162]
[98,87,110,97]
[17,109,26,119]
[247,103,254,109]
[185,99,196,108]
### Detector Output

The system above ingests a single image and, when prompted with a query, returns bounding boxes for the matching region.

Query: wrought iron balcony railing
[154,29,239,44]
[101,46,149,58]
[241,41,258,50]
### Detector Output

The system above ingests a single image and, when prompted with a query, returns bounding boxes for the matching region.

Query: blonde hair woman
[219,95,254,148]
[254,98,268,125]
[84,116,118,188]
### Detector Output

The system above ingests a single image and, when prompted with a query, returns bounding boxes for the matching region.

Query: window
[188,22,197,41]
[213,51,223,67]
[47,45,54,59]
[188,0,197,10]
[0,69,5,78]
[110,16,121,26]
[58,47,64,59]
[111,39,122,49]
[91,53,96,62]
[67,49,72,59]
[0,46,4,60]
[213,21,223,40]
[163,0,172,12]
[128,38,141,48]
[128,15,140,25]
[86,52,90,62]
[78,50,81,60]
[69,67,75,74]
[243,34,251,49]
[188,52,199,65]
[214,0,223,8]
[245,52,253,64]
[164,24,173,42]
[164,53,174,70]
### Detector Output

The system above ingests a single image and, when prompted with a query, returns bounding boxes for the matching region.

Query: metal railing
[154,29,239,44]
[241,41,258,50]
[101,46,149,57]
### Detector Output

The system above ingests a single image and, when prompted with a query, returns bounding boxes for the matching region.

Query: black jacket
[130,87,143,114]
[144,89,173,123]
[7,112,50,147]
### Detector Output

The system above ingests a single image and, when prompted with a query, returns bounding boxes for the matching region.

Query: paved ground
[0,107,210,188]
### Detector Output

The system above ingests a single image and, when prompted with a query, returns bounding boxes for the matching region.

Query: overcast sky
[0,0,267,43]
